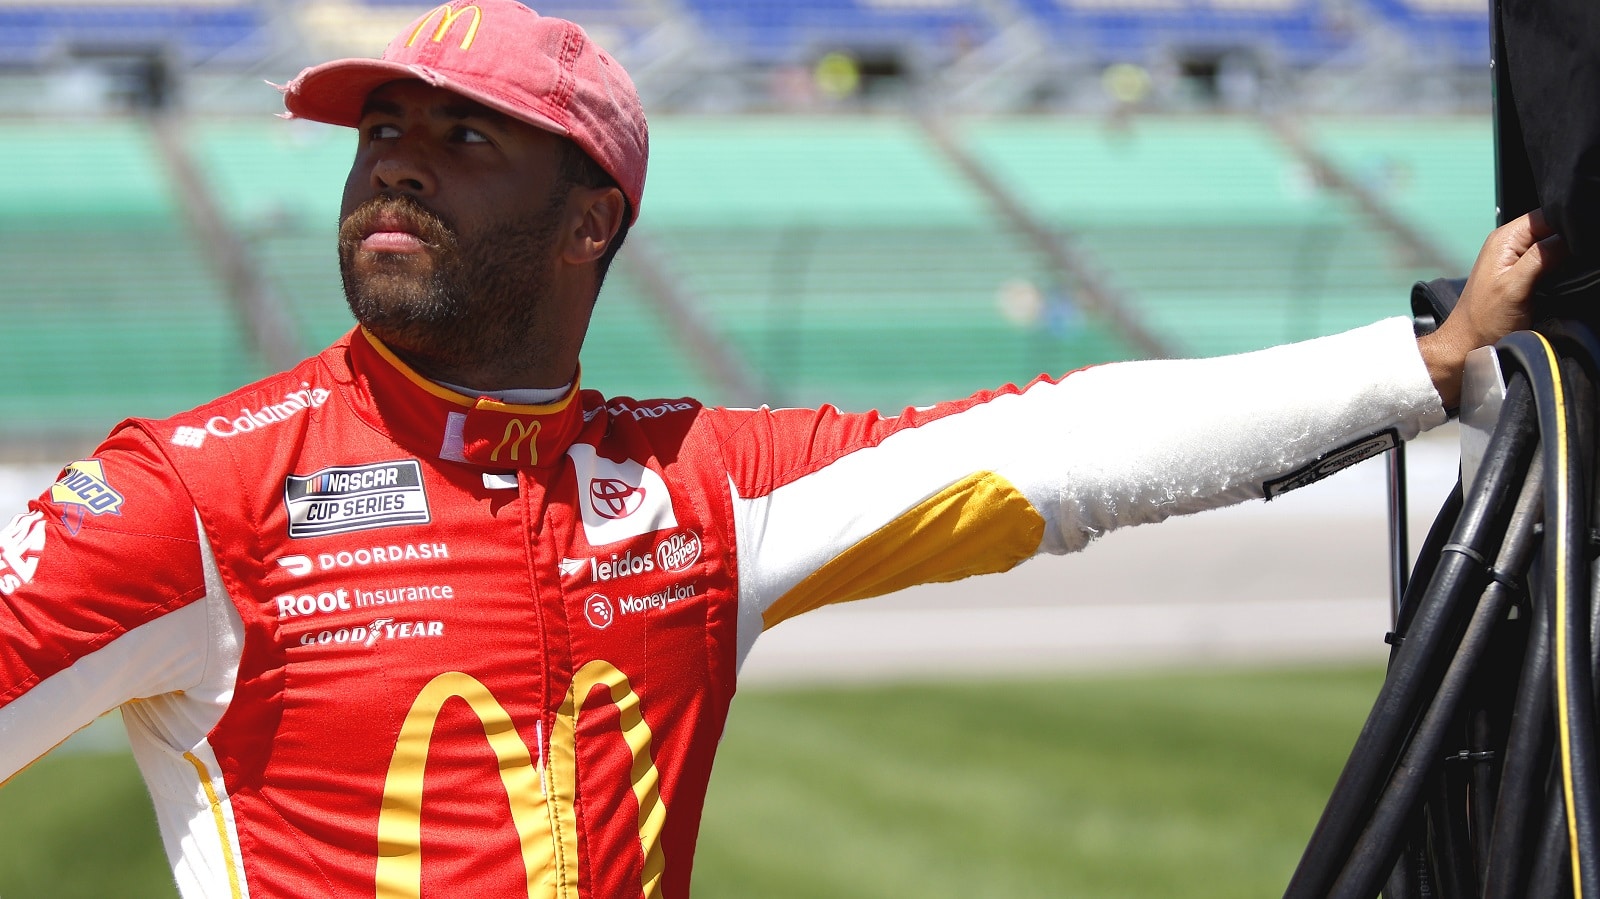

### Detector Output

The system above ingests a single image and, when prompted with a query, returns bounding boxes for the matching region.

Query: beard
[337,192,568,378]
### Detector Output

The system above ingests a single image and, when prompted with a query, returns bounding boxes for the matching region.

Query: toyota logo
[590,478,645,520]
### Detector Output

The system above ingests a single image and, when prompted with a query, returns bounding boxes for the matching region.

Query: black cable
[1326,446,1545,899]
[1482,550,1555,899]
[1388,483,1467,663]
[1527,764,1575,899]
[1501,330,1600,899]
[1284,375,1537,899]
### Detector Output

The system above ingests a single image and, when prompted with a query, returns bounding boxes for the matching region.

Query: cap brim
[283,57,571,141]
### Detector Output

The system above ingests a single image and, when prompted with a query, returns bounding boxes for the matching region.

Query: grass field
[0,664,1383,898]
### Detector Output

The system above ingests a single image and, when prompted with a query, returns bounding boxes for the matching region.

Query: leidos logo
[406,3,483,51]
[565,444,676,546]
[560,531,701,585]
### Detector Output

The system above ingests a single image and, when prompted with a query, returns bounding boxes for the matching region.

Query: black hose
[1389,483,1467,667]
[1501,330,1600,899]
[1326,446,1545,899]
[1284,375,1537,899]
[1482,548,1555,899]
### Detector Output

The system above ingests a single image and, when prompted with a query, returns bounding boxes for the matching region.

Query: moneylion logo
[491,418,541,464]
[585,593,616,630]
[406,3,483,51]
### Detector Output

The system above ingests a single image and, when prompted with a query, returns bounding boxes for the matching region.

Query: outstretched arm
[1418,210,1565,409]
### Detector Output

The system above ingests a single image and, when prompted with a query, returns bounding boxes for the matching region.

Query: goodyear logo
[51,460,123,533]
[406,4,483,51]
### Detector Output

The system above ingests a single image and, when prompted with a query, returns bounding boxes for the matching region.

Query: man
[0,1,1562,896]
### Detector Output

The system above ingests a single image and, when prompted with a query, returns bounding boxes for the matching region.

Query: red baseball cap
[281,0,647,222]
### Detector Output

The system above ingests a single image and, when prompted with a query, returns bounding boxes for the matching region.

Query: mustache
[338,195,457,250]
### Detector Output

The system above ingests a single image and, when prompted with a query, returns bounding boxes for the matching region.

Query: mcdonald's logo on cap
[406,4,483,51]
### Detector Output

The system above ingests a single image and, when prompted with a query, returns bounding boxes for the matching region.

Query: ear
[562,186,627,266]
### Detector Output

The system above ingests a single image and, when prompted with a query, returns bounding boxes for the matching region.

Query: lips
[340,196,454,258]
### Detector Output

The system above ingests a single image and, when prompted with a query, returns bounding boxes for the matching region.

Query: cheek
[339,165,370,221]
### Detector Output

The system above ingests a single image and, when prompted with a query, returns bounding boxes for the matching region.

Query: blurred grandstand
[0,0,1495,457]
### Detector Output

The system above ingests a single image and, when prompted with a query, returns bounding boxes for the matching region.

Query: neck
[376,333,576,394]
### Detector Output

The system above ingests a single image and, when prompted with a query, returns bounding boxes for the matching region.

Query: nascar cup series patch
[284,460,431,538]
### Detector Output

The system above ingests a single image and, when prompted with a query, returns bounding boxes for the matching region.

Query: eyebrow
[359,96,514,128]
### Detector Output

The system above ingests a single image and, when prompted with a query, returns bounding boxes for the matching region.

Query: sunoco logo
[285,460,430,538]
[50,459,123,534]
[655,530,701,573]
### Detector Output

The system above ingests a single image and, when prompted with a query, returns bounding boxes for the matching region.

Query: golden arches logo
[557,660,668,895]
[406,4,483,51]
[492,418,541,464]
[376,672,562,898]
[376,665,666,898]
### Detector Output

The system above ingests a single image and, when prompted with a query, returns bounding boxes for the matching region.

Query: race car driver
[0,1,1564,896]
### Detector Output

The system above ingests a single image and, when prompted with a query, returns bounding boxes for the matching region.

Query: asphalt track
[0,427,1464,687]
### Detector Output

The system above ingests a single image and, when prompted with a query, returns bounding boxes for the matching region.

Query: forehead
[360,80,555,144]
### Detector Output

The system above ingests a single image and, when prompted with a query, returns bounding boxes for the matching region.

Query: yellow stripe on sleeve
[184,751,244,899]
[762,471,1045,628]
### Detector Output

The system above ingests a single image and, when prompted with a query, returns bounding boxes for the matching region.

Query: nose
[369,137,435,196]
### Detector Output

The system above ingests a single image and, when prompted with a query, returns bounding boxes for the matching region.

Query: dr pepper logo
[655,530,702,573]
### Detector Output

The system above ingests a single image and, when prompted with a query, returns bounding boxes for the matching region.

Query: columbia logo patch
[285,460,430,538]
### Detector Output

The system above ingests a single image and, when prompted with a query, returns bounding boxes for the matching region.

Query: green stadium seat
[0,120,261,442]
[962,117,1443,358]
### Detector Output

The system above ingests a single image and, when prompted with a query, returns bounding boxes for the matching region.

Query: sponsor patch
[565,444,676,546]
[212,384,331,440]
[618,583,697,615]
[276,542,451,578]
[655,530,702,573]
[295,617,444,649]
[559,531,702,584]
[1264,429,1400,500]
[171,426,207,449]
[285,460,430,538]
[585,593,616,630]
[50,459,124,534]
[0,511,46,596]
[273,582,456,619]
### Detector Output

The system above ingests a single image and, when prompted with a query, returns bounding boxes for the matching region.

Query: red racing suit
[0,319,1444,897]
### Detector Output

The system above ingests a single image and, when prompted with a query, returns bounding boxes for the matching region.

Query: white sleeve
[729,317,1445,664]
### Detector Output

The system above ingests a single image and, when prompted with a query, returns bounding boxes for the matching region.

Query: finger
[1526,207,1557,240]
[1489,209,1558,261]
[1503,233,1566,294]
